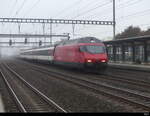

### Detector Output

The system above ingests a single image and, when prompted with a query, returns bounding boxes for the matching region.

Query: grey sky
[0,0,150,42]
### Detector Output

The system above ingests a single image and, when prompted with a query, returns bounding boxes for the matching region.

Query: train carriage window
[86,45,106,54]
[80,45,106,54]
[36,50,49,56]
[21,49,52,56]
[80,46,86,52]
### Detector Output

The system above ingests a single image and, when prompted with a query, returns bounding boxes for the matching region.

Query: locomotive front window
[80,45,105,54]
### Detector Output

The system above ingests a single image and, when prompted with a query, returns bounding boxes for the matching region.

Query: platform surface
[108,62,150,72]
[0,94,4,112]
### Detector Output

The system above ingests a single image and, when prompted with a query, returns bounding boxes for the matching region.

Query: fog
[0,48,20,58]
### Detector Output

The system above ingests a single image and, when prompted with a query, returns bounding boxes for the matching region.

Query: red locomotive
[20,37,108,72]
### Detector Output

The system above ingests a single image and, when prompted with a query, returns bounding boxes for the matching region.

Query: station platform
[108,62,150,72]
[0,94,4,112]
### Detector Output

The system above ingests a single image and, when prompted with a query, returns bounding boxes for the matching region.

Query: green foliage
[115,26,150,39]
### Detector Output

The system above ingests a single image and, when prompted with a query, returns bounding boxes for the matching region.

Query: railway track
[6,60,150,111]
[99,73,150,89]
[108,65,150,73]
[0,63,67,113]
[16,59,150,88]
[14,59,150,91]
[106,67,150,82]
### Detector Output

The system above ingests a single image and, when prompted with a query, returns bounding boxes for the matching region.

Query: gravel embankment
[6,60,140,112]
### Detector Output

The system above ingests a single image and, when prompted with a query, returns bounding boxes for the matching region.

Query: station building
[104,35,150,64]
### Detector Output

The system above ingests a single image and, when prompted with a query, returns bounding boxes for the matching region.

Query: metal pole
[42,23,45,45]
[50,19,52,45]
[113,0,116,40]
[72,24,75,39]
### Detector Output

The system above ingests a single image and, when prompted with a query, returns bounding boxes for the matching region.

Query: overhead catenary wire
[74,0,147,39]
[52,0,86,38]
[23,0,41,17]
[53,0,83,18]
[84,0,147,35]
[52,0,84,34]
[73,0,144,36]
[53,0,106,33]
[9,0,18,17]
[71,0,112,19]
[13,0,27,17]
[115,9,150,32]
[78,0,106,12]
[60,0,106,19]
[54,0,112,35]
[7,0,18,34]
[85,0,142,20]
[1,0,149,41]
[116,0,142,10]
[116,8,150,21]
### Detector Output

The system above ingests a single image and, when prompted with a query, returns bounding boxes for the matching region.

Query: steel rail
[29,66,150,111]
[18,59,150,88]
[0,70,27,112]
[21,62,150,111]
[3,63,67,113]
[102,73,150,88]
[5,60,150,111]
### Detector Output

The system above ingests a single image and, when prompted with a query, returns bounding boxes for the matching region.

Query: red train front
[54,37,108,72]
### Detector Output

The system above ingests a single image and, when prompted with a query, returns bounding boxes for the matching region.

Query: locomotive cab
[79,44,108,70]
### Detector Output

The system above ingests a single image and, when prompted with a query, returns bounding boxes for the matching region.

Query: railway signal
[39,40,42,46]
[9,39,12,46]
[24,38,27,44]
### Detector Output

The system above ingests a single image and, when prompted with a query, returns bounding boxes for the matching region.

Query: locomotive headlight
[101,59,106,62]
[87,59,92,63]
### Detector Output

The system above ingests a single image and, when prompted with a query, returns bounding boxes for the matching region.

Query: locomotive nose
[84,54,108,63]
[83,53,108,68]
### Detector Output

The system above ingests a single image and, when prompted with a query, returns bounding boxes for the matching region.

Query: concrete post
[113,45,116,62]
[131,43,135,63]
[144,41,148,63]
[121,45,125,62]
